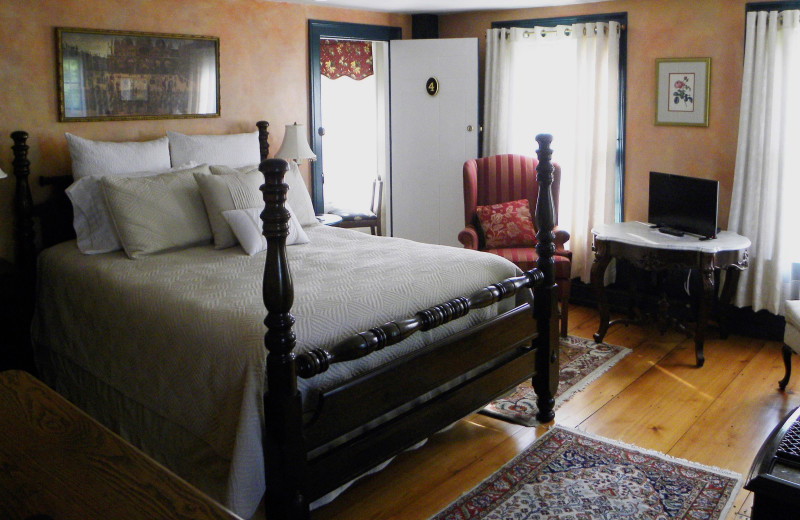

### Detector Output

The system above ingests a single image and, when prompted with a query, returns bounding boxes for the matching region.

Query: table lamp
[275,123,316,164]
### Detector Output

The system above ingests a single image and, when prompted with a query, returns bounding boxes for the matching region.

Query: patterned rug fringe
[556,424,745,503]
[480,336,631,427]
[553,347,630,407]
[430,424,744,520]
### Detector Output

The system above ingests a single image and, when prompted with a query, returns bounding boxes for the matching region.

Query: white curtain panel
[482,22,620,281]
[729,10,800,315]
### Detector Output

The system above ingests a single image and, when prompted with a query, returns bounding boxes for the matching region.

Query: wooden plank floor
[313,304,798,520]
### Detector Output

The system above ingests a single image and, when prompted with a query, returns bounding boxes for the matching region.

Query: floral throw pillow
[476,199,538,249]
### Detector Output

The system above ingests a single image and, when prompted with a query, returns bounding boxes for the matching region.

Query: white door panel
[390,38,478,247]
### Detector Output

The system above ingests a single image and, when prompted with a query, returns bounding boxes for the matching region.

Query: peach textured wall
[440,0,775,233]
[0,0,410,262]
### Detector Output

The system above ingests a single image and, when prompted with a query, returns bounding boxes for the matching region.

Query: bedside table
[316,213,343,226]
[0,370,243,520]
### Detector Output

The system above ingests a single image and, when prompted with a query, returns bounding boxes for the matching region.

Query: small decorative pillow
[475,199,538,249]
[167,130,260,169]
[222,204,309,256]
[65,133,171,180]
[66,163,206,254]
[195,170,265,249]
[101,168,213,259]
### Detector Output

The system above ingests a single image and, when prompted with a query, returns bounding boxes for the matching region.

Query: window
[486,13,627,281]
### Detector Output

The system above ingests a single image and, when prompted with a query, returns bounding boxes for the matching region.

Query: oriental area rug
[480,335,630,426]
[429,426,742,520]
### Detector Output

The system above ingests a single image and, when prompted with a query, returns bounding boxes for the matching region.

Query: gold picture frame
[655,57,710,127]
[56,27,220,122]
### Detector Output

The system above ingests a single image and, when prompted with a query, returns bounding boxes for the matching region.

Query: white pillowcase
[195,169,265,249]
[101,168,213,259]
[167,130,260,168]
[284,161,318,227]
[67,163,207,254]
[209,164,260,176]
[222,205,309,256]
[65,133,171,180]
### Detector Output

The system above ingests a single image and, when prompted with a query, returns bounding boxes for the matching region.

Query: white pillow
[65,133,171,180]
[284,161,318,227]
[195,170,265,249]
[209,164,260,176]
[67,163,207,254]
[101,168,213,259]
[167,130,260,168]
[222,205,309,256]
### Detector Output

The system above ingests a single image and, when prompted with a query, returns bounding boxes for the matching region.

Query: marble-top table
[591,221,750,366]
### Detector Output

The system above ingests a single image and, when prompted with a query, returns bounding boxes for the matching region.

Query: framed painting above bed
[56,27,220,122]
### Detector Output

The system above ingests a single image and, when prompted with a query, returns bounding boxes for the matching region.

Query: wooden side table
[316,213,343,226]
[591,222,750,367]
[0,370,242,520]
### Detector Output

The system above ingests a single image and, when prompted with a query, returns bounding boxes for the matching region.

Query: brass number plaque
[426,77,439,97]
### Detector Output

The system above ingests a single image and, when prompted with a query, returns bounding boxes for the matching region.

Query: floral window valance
[320,39,374,80]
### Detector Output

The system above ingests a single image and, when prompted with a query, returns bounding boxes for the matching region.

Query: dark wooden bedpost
[260,158,309,520]
[256,121,270,162]
[11,131,35,280]
[531,134,559,423]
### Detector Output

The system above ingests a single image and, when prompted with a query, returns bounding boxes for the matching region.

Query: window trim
[491,12,628,222]
[308,20,401,213]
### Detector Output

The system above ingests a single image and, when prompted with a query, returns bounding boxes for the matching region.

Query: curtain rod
[523,23,625,38]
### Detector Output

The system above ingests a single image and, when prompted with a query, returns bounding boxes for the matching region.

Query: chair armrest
[458,225,480,250]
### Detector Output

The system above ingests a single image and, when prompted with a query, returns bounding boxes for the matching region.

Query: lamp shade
[0,166,7,179]
[275,123,316,162]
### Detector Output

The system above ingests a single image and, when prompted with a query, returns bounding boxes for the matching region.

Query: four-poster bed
[9,123,560,520]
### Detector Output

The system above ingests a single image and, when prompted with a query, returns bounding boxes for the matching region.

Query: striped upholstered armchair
[459,154,572,336]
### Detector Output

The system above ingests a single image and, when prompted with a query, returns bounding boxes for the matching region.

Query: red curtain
[320,39,374,81]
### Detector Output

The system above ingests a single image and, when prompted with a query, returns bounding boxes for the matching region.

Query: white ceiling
[277,0,602,15]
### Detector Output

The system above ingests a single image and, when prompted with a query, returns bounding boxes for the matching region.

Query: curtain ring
[564,27,571,36]
[583,27,587,36]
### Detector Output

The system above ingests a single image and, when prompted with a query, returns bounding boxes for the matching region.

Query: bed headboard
[10,121,271,271]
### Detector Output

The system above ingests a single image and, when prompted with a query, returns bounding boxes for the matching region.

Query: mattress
[32,224,523,517]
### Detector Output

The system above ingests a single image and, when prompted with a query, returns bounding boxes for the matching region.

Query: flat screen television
[648,171,719,239]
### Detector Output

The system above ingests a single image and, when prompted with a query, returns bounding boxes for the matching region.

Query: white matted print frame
[655,58,711,127]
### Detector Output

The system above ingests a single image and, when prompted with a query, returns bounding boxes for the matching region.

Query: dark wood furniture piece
[315,213,343,226]
[458,154,572,337]
[779,300,800,390]
[591,222,750,367]
[746,405,800,520]
[10,126,560,520]
[0,369,243,520]
[328,178,383,235]
[0,259,28,372]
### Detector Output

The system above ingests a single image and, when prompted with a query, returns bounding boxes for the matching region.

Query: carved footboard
[259,134,560,520]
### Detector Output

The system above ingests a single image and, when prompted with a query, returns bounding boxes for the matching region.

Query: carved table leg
[694,256,715,368]
[591,240,612,344]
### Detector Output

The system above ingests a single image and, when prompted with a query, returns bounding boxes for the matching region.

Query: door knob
[318,127,326,136]
[467,125,474,132]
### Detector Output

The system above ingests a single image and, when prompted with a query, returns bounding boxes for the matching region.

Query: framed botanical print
[655,58,711,127]
[56,27,220,122]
